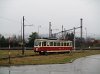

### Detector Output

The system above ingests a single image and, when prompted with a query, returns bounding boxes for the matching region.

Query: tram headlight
[36,48,38,51]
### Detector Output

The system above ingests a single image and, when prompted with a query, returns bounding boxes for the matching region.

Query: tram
[34,39,73,54]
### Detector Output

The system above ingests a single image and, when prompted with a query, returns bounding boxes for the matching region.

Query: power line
[0,16,20,23]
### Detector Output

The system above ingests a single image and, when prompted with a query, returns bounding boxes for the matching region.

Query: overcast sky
[0,0,100,38]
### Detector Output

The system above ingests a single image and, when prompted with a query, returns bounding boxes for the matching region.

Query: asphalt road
[0,55,100,74]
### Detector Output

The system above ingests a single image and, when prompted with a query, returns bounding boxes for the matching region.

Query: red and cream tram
[34,39,73,54]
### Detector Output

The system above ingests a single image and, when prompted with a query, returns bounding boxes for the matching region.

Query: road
[0,55,100,74]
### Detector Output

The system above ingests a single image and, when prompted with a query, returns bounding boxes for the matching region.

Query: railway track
[0,53,41,60]
[0,47,33,50]
[0,47,100,60]
[0,47,100,50]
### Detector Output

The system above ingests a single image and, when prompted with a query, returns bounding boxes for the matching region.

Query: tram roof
[35,39,72,42]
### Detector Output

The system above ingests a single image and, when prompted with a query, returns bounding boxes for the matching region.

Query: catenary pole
[80,18,83,50]
[73,27,76,50]
[22,16,25,55]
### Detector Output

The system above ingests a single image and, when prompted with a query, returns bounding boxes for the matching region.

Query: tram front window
[34,41,41,46]
[34,41,39,46]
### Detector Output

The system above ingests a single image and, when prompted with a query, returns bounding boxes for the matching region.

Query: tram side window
[69,42,70,46]
[47,42,49,46]
[61,42,63,46]
[67,43,69,46]
[64,42,66,46]
[57,42,60,46]
[69,42,72,46]
[70,42,72,46]
[50,42,53,46]
[42,41,46,46]
[54,42,56,46]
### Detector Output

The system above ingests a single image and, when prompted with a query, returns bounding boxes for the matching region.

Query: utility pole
[22,16,25,55]
[62,25,64,40]
[8,37,11,65]
[64,28,66,40]
[49,22,52,38]
[85,27,87,40]
[73,27,76,51]
[38,25,41,38]
[80,18,83,50]
[20,19,23,49]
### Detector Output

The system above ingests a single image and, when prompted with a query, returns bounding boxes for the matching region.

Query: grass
[0,49,100,66]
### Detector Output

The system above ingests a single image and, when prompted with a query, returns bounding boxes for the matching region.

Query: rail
[0,47,33,50]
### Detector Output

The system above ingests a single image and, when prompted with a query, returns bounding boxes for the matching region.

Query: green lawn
[0,50,100,66]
